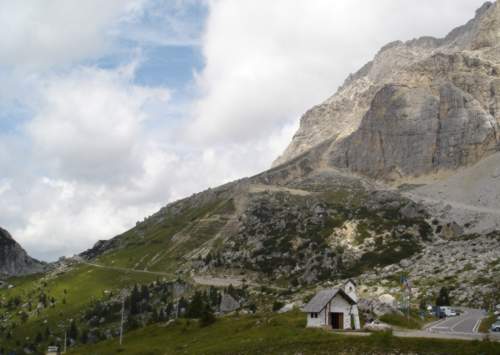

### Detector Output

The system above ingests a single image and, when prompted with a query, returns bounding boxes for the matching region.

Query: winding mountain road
[81,261,257,288]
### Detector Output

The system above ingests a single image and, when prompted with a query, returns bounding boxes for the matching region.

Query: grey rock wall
[0,227,45,277]
[274,2,500,181]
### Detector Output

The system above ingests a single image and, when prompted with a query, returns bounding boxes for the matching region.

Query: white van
[440,306,457,317]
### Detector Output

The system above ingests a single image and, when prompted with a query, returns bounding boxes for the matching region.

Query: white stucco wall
[351,304,361,330]
[306,308,327,327]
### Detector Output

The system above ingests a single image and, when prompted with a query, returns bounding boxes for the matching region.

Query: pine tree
[178,297,188,317]
[166,302,174,319]
[186,291,204,318]
[227,284,236,299]
[20,311,29,323]
[209,287,220,307]
[130,284,141,315]
[436,287,451,306]
[80,330,88,344]
[68,320,78,341]
[141,285,149,301]
[151,309,159,323]
[39,293,47,308]
[158,309,166,322]
[199,304,216,327]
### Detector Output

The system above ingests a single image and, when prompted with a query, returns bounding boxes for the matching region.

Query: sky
[0,0,488,261]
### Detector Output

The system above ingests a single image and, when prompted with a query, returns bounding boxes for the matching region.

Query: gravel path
[82,261,172,277]
[404,193,500,216]
[192,275,250,287]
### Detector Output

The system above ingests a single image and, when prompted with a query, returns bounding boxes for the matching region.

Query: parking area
[427,309,484,335]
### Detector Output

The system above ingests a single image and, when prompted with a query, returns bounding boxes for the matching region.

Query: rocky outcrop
[219,293,240,313]
[360,232,500,308]
[274,1,500,181]
[329,82,498,180]
[0,227,45,277]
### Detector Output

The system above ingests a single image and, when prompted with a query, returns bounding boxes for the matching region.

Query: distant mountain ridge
[0,227,45,277]
[273,1,500,182]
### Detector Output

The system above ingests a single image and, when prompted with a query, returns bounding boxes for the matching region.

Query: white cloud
[10,177,160,260]
[27,64,169,183]
[188,0,487,146]
[0,179,11,196]
[1,64,172,259]
[0,0,146,69]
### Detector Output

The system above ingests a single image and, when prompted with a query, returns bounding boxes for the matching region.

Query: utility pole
[407,286,411,322]
[401,270,412,323]
[119,297,125,346]
[406,279,412,323]
[63,329,67,354]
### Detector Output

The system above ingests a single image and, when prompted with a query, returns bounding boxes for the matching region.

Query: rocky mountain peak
[273,1,500,182]
[0,227,45,277]
[444,1,499,50]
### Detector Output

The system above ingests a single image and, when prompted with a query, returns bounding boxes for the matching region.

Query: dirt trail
[248,184,311,196]
[82,261,172,277]
[82,261,276,289]
[403,192,500,216]
[192,275,251,287]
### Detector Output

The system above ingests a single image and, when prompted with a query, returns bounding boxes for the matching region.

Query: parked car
[491,321,500,332]
[438,306,457,317]
[444,308,458,317]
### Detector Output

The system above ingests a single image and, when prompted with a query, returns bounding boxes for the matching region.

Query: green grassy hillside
[0,170,456,353]
[0,264,158,352]
[69,311,500,355]
[81,168,434,289]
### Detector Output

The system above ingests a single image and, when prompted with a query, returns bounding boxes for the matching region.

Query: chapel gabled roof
[344,278,357,286]
[302,288,356,313]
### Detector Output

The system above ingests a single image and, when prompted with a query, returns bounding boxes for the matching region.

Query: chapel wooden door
[331,312,343,329]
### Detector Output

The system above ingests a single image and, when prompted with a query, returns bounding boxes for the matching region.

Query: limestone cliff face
[274,1,500,181]
[330,82,498,179]
[0,227,44,277]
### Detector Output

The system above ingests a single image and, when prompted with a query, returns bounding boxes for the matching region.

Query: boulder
[219,294,240,313]
[278,303,296,313]
[378,294,396,307]
[364,320,393,332]
[358,298,402,317]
